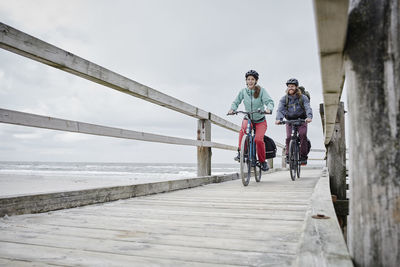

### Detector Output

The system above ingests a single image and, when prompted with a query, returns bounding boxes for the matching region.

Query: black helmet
[245,70,259,80]
[286,78,299,86]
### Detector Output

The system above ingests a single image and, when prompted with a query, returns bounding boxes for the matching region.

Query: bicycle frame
[280,119,305,181]
[228,109,270,186]
[244,115,258,168]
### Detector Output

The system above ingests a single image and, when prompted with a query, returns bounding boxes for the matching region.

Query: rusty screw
[312,213,330,219]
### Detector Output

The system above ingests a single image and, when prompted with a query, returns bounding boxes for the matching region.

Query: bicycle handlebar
[278,119,306,125]
[227,109,272,116]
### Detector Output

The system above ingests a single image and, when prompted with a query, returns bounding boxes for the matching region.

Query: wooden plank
[0,22,239,133]
[0,242,231,267]
[313,0,349,145]
[0,231,296,266]
[197,119,211,176]
[0,173,239,216]
[0,108,237,151]
[294,168,353,266]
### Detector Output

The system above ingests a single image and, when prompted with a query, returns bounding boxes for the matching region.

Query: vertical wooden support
[345,1,400,266]
[319,103,328,165]
[267,158,273,169]
[197,119,211,176]
[326,102,346,200]
[281,147,287,168]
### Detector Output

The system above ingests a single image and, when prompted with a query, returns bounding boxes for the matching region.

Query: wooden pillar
[319,103,328,166]
[345,1,400,266]
[197,119,211,176]
[326,102,346,200]
[281,147,287,168]
[267,158,273,169]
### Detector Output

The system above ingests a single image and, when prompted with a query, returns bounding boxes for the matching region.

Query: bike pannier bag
[264,135,277,159]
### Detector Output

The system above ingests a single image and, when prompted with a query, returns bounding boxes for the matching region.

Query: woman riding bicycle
[228,70,274,171]
[275,78,313,165]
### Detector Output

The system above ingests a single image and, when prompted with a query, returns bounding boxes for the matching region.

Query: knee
[255,136,263,144]
[299,133,307,139]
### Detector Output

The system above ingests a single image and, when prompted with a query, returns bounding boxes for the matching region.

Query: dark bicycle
[228,110,271,186]
[279,119,305,181]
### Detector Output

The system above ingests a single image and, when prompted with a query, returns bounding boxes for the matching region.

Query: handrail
[0,109,237,151]
[0,22,239,133]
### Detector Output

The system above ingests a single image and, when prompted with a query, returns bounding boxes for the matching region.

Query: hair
[286,87,302,97]
[254,85,261,98]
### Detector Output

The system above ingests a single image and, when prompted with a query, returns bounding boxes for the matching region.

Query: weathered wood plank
[0,173,238,216]
[0,223,300,254]
[294,168,353,266]
[0,242,233,267]
[313,0,348,144]
[0,108,237,151]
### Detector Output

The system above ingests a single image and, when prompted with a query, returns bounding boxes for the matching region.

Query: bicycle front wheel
[254,163,261,182]
[296,143,301,179]
[289,140,297,181]
[240,135,251,186]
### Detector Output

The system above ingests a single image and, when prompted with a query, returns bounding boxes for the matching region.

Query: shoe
[234,151,240,162]
[261,161,269,171]
[300,156,308,165]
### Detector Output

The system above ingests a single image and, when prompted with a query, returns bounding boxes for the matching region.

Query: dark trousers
[286,122,308,158]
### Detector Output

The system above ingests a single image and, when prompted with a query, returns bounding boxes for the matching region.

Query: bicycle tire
[296,142,301,178]
[254,163,261,182]
[240,135,251,186]
[289,140,296,181]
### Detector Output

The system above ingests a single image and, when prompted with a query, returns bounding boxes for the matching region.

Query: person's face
[287,84,297,95]
[246,76,257,89]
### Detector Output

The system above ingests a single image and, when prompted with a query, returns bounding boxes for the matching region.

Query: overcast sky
[0,0,335,163]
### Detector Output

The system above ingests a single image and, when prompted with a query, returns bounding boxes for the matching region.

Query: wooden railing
[0,22,325,176]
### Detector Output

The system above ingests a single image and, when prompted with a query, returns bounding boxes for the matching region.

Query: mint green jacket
[231,87,274,122]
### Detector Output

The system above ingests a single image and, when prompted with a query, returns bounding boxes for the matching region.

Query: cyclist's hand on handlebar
[306,118,312,123]
[264,109,272,114]
[227,109,235,115]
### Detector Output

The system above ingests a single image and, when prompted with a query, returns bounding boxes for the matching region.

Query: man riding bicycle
[275,78,312,165]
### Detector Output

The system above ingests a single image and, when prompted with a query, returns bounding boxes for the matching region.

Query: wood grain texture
[0,169,351,266]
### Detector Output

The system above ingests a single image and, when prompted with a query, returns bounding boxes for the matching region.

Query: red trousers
[238,120,267,163]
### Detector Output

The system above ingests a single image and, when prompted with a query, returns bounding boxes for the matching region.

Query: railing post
[326,102,346,200]
[281,147,286,168]
[267,158,273,169]
[197,119,211,176]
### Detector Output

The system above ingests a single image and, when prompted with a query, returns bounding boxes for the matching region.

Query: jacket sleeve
[303,95,313,119]
[261,88,274,112]
[275,96,287,121]
[231,90,243,111]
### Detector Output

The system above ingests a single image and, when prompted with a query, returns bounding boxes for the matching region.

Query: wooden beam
[295,168,352,266]
[197,119,211,176]
[313,0,348,145]
[0,108,236,151]
[0,22,238,133]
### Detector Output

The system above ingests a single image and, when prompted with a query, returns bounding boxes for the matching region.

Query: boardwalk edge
[0,173,239,217]
[294,167,353,266]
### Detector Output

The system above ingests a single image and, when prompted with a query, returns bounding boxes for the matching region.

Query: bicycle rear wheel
[240,135,251,186]
[289,140,297,181]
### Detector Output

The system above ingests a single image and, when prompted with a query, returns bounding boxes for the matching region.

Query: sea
[0,161,240,197]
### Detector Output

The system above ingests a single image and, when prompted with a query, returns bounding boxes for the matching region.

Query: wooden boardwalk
[0,169,334,266]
